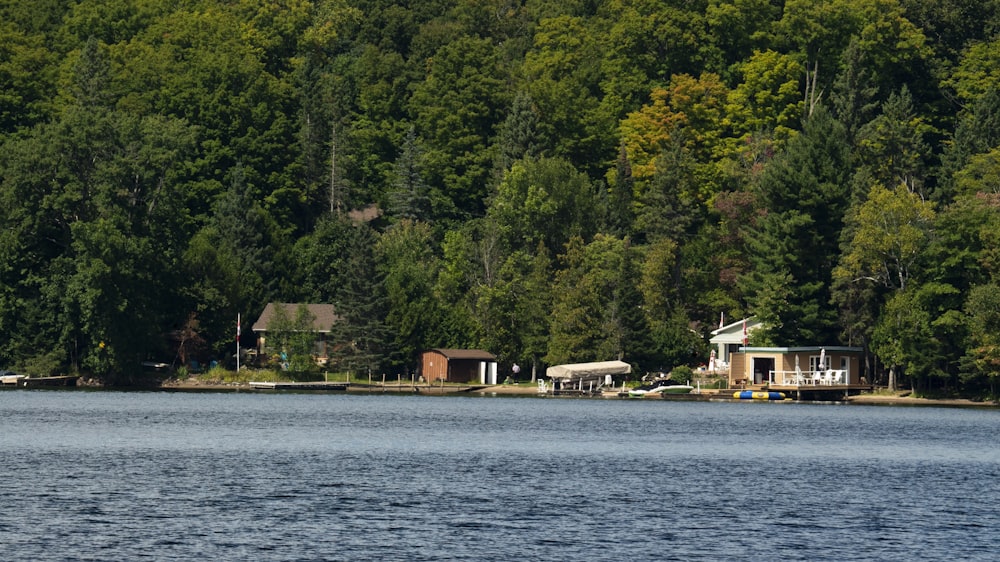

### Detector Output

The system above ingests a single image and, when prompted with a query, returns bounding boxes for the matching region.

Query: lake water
[1,390,998,561]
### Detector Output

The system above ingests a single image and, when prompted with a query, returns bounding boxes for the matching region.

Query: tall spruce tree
[742,107,853,345]
[386,126,431,223]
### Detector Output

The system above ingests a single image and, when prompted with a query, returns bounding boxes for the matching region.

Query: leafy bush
[671,365,694,382]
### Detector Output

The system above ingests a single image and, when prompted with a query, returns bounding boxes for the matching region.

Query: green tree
[318,220,389,378]
[376,220,442,373]
[521,15,609,176]
[183,163,286,356]
[829,37,880,142]
[872,283,964,393]
[546,235,648,366]
[487,156,598,257]
[742,107,853,345]
[473,244,553,377]
[409,35,507,220]
[900,0,1000,66]
[0,103,194,381]
[834,183,936,388]
[386,126,432,223]
[517,243,554,381]
[597,0,706,120]
[0,22,56,133]
[962,282,1000,396]
[941,35,1000,104]
[638,237,702,370]
[604,143,634,238]
[113,5,301,228]
[938,87,1000,202]
[856,87,933,196]
[704,0,783,78]
[835,183,935,291]
[725,49,804,147]
[546,237,604,365]
[493,89,541,176]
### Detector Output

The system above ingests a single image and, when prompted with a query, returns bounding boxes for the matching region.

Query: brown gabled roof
[427,348,497,361]
[252,303,339,333]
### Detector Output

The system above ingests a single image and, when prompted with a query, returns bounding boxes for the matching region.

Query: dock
[2,375,80,388]
[249,381,349,391]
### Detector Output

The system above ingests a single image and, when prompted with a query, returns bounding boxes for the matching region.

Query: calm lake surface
[1,390,998,561]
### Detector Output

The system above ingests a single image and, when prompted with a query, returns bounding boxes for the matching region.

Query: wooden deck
[753,382,872,400]
[249,381,349,391]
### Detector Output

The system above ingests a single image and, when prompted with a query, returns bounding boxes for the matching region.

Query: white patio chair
[812,371,823,385]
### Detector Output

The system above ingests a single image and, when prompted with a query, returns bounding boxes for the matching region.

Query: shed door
[752,357,775,385]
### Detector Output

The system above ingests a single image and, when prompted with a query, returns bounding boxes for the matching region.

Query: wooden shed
[420,349,498,384]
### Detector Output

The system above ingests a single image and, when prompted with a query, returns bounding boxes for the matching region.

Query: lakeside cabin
[729,346,870,399]
[252,303,340,365]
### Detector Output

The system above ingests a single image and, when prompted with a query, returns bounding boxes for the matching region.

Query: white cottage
[708,317,762,371]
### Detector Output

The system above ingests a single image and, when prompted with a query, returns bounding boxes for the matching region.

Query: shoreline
[842,393,999,408]
[157,378,1000,407]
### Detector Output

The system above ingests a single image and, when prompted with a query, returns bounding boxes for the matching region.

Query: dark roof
[252,303,339,333]
[426,348,497,361]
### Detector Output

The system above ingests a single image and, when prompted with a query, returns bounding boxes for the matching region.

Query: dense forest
[1,0,999,394]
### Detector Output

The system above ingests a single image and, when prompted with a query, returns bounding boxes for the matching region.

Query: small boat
[734,390,785,400]
[0,370,24,386]
[660,384,694,394]
[628,380,693,397]
[21,375,80,388]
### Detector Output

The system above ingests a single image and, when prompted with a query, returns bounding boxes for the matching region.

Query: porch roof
[709,317,761,344]
[739,346,863,353]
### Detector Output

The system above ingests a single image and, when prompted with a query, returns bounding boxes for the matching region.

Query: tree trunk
[888,365,897,391]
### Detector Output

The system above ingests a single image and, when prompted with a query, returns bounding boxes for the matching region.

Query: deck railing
[769,370,847,386]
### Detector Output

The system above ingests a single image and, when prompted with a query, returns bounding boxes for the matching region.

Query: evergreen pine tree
[742,107,852,345]
[387,126,431,223]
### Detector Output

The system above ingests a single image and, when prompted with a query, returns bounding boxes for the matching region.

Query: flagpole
[236,313,241,372]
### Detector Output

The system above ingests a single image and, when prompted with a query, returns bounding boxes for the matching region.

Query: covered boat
[545,360,630,392]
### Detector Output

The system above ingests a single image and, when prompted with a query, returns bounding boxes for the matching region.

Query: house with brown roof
[252,303,340,365]
[420,349,498,384]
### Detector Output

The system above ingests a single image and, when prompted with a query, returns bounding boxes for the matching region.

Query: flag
[742,317,747,346]
[236,313,241,343]
[719,312,724,329]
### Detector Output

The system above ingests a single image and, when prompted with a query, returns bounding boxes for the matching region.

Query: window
[809,355,831,372]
